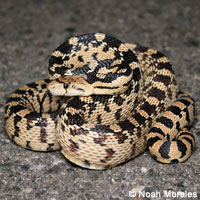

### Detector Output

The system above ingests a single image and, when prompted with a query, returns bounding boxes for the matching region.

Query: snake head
[47,75,94,96]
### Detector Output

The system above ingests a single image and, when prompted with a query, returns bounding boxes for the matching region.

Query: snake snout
[47,81,65,96]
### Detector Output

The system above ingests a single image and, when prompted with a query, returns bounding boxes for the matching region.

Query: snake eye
[64,83,68,89]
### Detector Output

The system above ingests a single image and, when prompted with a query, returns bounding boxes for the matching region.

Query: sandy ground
[0,1,199,200]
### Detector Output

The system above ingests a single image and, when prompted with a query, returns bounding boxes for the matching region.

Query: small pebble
[141,167,148,173]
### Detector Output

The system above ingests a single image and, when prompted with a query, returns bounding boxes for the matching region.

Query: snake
[5,33,195,169]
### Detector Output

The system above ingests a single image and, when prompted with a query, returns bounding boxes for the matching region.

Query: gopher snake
[5,33,195,169]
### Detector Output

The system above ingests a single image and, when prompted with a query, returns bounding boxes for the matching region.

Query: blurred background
[0,0,199,199]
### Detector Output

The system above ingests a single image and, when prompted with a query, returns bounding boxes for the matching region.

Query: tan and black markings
[5,33,195,169]
[5,79,63,151]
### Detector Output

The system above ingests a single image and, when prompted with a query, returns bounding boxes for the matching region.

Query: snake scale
[5,33,195,169]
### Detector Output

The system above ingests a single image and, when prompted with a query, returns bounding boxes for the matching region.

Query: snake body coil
[5,33,195,169]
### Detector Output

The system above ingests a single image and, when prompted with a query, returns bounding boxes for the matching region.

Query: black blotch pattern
[49,56,63,65]
[41,84,47,89]
[77,33,96,45]
[157,62,173,72]
[69,139,79,152]
[72,64,91,75]
[84,159,90,168]
[14,89,27,95]
[104,105,111,112]
[134,83,140,93]
[167,105,182,116]
[63,55,70,61]
[97,114,102,124]
[6,97,22,104]
[70,127,89,136]
[183,107,190,123]
[102,45,109,52]
[55,41,73,54]
[93,135,107,146]
[79,139,86,144]
[179,97,191,105]
[181,137,194,150]
[49,111,58,120]
[118,119,135,131]
[40,119,48,143]
[178,131,194,139]
[47,144,56,151]
[78,55,84,62]
[58,107,65,118]
[177,140,187,158]
[26,141,31,149]
[151,154,158,161]
[27,82,38,89]
[157,116,173,129]
[70,64,74,68]
[114,132,128,144]
[61,123,65,132]
[91,95,110,106]
[26,122,33,130]
[92,52,98,60]
[148,87,166,101]
[166,134,170,141]
[114,63,133,80]
[32,117,48,143]
[66,113,85,126]
[147,136,161,147]
[11,134,15,141]
[124,84,133,96]
[28,90,34,97]
[115,108,122,120]
[66,97,87,111]
[151,51,165,59]
[44,79,51,84]
[25,111,40,120]
[114,50,121,60]
[134,113,146,125]
[10,105,25,114]
[96,59,113,70]
[134,45,148,53]
[122,49,138,63]
[54,66,68,77]
[141,101,156,116]
[90,124,113,134]
[176,121,180,131]
[150,127,165,137]
[113,96,125,106]
[158,141,170,159]
[105,148,115,161]
[13,115,22,137]
[88,102,97,115]
[103,35,121,49]
[153,74,172,86]
[170,159,179,164]
[100,159,106,163]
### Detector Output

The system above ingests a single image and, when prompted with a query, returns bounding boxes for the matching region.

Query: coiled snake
[5,33,195,169]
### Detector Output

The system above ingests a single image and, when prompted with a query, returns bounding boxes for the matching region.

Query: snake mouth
[47,76,94,97]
